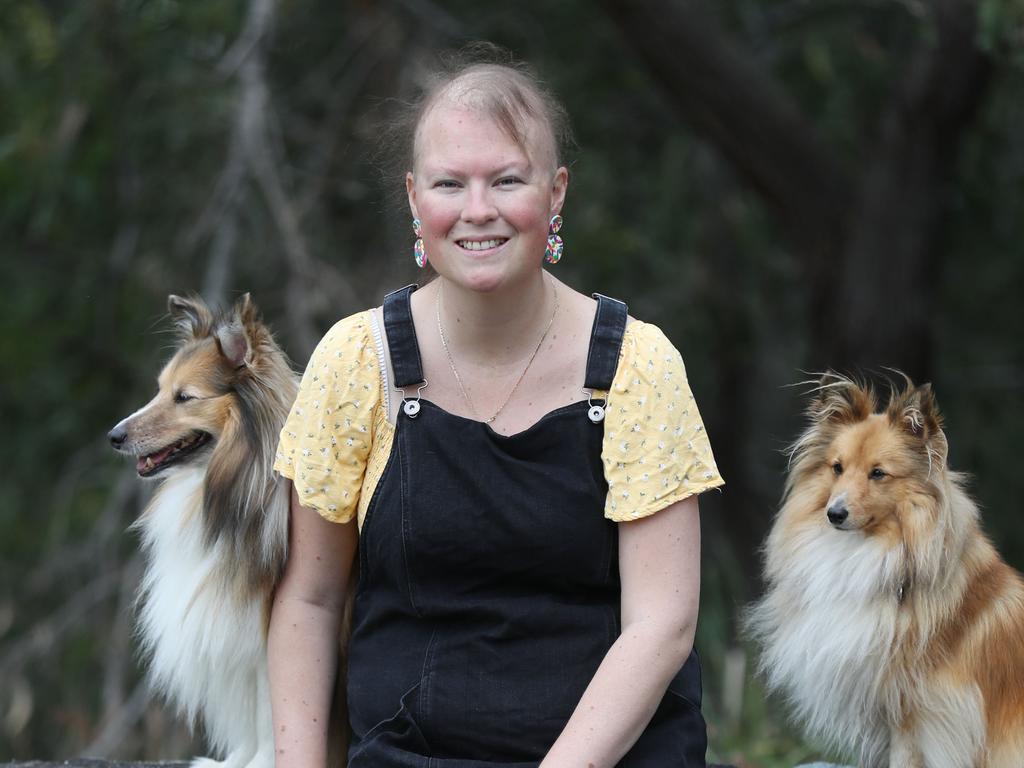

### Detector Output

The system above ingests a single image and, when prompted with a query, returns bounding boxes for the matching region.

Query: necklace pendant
[403,400,421,418]
[588,404,606,423]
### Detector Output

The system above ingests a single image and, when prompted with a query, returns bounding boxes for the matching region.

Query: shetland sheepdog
[746,373,1024,768]
[109,294,298,768]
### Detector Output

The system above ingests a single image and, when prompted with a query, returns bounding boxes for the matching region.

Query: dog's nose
[826,502,848,526]
[108,424,127,449]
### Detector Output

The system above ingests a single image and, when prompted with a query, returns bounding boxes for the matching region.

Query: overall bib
[346,285,707,767]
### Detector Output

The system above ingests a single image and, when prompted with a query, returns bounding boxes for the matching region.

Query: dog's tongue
[137,446,174,473]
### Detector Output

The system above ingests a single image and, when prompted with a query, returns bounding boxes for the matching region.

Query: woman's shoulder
[305,308,381,367]
[566,288,679,364]
[613,316,690,386]
[317,308,376,349]
[619,315,676,351]
[622,317,673,343]
[579,290,667,342]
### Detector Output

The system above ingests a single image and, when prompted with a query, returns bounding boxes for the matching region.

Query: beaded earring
[413,219,427,268]
[544,215,564,264]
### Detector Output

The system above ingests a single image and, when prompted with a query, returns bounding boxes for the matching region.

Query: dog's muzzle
[108,423,128,450]
[826,501,849,527]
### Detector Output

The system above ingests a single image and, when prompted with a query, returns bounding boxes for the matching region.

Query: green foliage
[979,0,1024,67]
[2,0,1022,762]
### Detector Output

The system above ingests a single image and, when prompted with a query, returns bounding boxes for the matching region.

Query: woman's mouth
[457,238,508,252]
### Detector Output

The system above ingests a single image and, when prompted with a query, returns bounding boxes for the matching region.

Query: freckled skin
[406,101,567,296]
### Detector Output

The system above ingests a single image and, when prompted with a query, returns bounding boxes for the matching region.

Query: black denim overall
[346,285,707,767]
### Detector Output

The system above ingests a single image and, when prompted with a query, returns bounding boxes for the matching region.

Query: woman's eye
[174,391,194,404]
[869,468,886,480]
[832,462,843,475]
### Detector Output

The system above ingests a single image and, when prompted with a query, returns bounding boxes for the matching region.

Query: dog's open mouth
[137,431,212,477]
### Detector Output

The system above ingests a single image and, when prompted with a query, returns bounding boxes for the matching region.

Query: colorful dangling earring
[544,214,564,264]
[413,218,427,268]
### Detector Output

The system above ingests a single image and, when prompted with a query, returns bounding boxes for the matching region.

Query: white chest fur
[134,469,269,757]
[750,531,906,764]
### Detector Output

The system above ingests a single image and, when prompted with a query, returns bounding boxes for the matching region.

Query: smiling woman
[267,46,725,768]
[407,97,566,296]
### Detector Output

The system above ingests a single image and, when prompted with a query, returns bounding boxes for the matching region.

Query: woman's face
[407,101,568,294]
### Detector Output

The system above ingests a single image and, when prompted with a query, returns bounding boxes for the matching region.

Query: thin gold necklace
[436,277,559,424]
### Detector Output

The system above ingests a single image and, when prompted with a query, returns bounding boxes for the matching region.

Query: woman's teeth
[458,239,505,251]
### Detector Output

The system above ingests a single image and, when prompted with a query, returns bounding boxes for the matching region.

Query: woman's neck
[431,272,556,367]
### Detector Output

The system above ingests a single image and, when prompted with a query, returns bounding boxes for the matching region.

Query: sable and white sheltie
[109,294,298,768]
[747,373,1024,768]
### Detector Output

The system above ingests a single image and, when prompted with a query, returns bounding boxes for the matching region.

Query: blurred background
[2,0,1022,765]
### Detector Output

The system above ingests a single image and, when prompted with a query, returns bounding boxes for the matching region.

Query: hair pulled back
[381,43,574,186]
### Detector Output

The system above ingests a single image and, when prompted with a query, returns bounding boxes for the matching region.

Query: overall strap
[382,284,424,388]
[584,293,628,392]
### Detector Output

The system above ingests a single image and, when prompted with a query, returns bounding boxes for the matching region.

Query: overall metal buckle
[399,380,428,419]
[585,389,606,424]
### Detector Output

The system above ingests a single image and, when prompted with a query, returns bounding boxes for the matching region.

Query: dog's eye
[832,462,843,475]
[174,391,194,404]
[869,468,886,480]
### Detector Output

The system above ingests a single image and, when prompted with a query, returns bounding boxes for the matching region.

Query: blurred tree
[608,0,992,379]
[1,0,1021,764]
[603,0,994,590]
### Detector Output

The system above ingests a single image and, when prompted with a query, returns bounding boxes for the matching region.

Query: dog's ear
[215,293,261,369]
[168,294,214,339]
[810,371,874,425]
[235,292,258,330]
[888,381,943,441]
[216,321,249,369]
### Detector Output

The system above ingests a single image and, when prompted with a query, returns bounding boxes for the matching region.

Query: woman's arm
[268,484,358,768]
[540,495,701,768]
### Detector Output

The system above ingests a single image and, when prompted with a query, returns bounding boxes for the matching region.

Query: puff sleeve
[273,311,380,523]
[601,321,724,522]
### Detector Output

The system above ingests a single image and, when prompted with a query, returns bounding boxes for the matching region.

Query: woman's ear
[406,171,419,220]
[550,166,569,215]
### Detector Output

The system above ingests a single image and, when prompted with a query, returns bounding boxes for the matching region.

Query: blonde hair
[381,44,574,182]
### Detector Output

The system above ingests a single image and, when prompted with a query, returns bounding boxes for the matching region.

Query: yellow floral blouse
[274,310,723,528]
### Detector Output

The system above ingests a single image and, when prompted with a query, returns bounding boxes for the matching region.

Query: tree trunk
[603,0,991,592]
[831,0,991,380]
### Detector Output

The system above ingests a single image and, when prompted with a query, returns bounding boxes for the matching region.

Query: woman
[268,56,723,768]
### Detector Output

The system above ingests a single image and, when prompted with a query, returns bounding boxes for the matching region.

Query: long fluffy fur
[746,373,1024,768]
[112,294,298,768]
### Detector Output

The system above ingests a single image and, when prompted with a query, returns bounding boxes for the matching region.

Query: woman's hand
[539,495,701,768]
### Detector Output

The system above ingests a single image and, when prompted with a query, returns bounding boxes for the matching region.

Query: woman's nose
[460,184,498,223]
